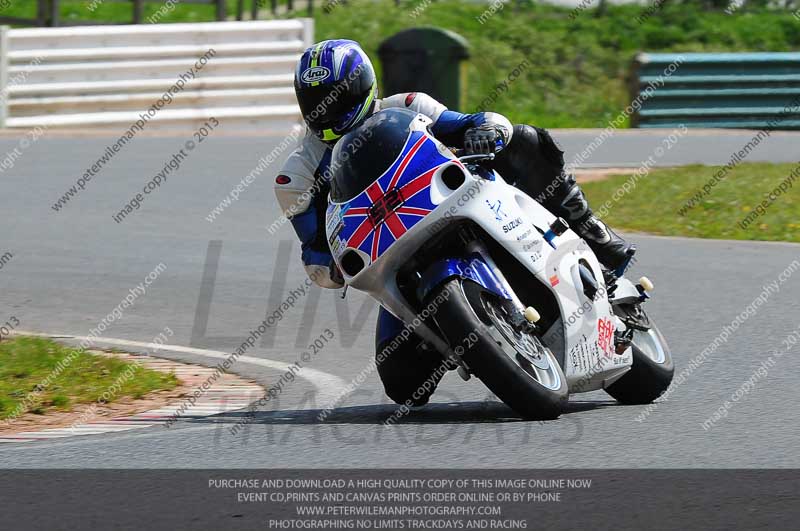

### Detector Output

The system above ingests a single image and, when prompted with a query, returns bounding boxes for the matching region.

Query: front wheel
[432,279,568,420]
[605,306,674,404]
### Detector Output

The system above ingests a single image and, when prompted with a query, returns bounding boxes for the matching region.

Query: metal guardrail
[631,52,800,130]
[0,19,313,129]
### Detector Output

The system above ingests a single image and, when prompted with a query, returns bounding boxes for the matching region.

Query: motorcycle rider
[275,40,635,407]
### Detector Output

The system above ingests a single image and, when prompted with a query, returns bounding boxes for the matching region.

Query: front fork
[464,240,524,310]
[413,238,529,379]
[463,240,540,335]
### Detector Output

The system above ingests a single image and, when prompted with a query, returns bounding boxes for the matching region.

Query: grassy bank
[582,162,800,242]
[0,337,178,420]
[314,1,799,127]
[2,2,798,127]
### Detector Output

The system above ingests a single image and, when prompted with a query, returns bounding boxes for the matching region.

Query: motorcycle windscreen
[327,108,453,263]
[330,108,423,203]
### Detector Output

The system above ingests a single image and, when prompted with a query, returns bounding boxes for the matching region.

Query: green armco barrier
[631,52,800,130]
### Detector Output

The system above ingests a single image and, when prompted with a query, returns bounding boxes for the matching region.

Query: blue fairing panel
[417,254,512,302]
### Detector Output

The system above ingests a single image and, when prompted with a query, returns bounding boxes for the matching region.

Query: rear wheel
[605,305,674,404]
[432,279,568,420]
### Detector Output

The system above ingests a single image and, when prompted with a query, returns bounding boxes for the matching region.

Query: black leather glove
[463,124,502,155]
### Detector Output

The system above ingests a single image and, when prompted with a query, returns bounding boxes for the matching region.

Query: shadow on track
[189,399,614,427]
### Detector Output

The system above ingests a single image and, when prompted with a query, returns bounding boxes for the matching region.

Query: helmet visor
[296,69,375,134]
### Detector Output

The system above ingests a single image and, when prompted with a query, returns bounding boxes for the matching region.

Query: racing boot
[552,174,636,274]
[489,124,635,273]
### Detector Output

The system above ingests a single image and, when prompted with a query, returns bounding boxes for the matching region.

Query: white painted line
[34,428,114,435]
[82,424,140,431]
[14,433,74,439]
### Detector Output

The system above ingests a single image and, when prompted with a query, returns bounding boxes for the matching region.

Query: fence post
[133,0,144,24]
[308,0,313,15]
[216,0,227,21]
[49,0,60,27]
[36,0,47,27]
[0,26,8,128]
[629,54,643,128]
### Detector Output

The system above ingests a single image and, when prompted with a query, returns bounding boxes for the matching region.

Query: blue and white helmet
[294,39,378,143]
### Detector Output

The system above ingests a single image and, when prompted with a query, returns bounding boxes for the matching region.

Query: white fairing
[326,114,632,393]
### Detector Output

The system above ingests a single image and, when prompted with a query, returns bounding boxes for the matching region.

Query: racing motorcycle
[325,108,674,419]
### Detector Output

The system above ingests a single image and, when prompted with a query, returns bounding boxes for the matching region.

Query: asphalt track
[0,130,798,468]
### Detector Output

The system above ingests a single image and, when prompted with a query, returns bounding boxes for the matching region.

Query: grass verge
[315,1,800,128]
[0,337,178,421]
[582,162,800,243]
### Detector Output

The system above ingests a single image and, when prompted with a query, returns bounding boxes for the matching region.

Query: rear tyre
[605,307,674,404]
[432,279,568,420]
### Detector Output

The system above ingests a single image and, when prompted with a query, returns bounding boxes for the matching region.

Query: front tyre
[432,279,568,420]
[605,306,674,404]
